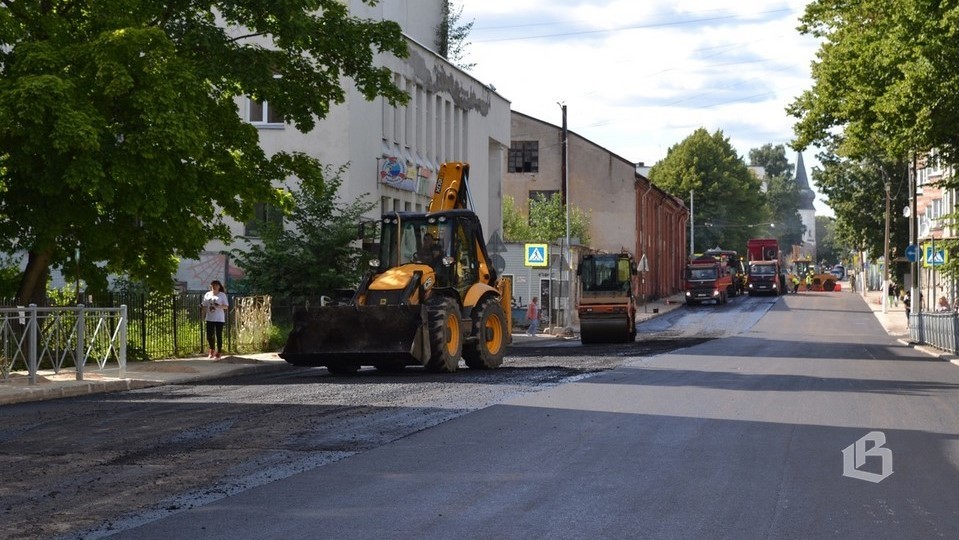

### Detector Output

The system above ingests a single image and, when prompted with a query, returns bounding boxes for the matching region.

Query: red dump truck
[684,254,734,305]
[746,238,785,296]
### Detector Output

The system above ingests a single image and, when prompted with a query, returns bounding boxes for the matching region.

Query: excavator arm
[429,162,470,211]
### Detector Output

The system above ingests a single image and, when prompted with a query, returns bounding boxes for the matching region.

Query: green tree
[813,153,910,261]
[648,128,765,254]
[232,165,375,298]
[748,144,805,249]
[789,1,959,166]
[815,215,842,266]
[436,0,476,71]
[788,0,959,278]
[502,194,590,246]
[502,195,532,242]
[0,1,409,304]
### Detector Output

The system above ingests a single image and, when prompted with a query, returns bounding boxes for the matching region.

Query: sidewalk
[0,353,289,406]
[859,288,909,337]
[0,290,933,406]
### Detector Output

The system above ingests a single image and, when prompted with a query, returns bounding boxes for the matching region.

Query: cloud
[460,1,832,214]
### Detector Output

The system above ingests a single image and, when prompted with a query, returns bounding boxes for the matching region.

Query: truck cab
[685,255,734,305]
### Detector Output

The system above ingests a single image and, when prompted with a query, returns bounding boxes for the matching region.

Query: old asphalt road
[78,289,959,539]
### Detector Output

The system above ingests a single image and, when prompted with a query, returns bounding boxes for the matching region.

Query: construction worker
[791,274,801,294]
[805,272,814,291]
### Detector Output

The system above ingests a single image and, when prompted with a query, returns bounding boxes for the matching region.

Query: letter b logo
[842,431,893,483]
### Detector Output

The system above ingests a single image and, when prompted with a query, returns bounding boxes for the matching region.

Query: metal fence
[0,293,275,363]
[0,305,127,383]
[909,311,959,354]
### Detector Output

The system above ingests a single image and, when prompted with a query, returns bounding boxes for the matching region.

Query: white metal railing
[0,304,127,385]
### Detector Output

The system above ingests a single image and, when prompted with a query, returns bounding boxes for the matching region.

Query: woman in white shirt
[202,280,229,358]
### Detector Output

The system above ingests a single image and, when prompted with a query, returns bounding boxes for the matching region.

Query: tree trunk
[16,249,52,305]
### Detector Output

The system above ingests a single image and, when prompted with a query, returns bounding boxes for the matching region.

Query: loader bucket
[280,305,430,368]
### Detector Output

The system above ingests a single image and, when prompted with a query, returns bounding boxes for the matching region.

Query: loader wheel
[425,298,462,373]
[464,297,507,369]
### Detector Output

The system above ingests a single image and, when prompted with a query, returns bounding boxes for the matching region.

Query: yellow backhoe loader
[280,162,512,374]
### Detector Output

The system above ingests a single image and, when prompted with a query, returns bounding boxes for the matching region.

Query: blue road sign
[905,244,918,263]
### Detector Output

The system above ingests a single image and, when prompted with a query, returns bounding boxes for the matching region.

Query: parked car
[829,265,846,281]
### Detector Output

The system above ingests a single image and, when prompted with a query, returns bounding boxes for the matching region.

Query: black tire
[326,363,360,375]
[463,297,507,369]
[822,279,836,292]
[425,298,462,373]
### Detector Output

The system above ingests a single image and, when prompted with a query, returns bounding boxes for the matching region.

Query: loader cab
[378,211,490,296]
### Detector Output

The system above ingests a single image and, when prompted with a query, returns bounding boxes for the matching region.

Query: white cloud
[459,0,832,215]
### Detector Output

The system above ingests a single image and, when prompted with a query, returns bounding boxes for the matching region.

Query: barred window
[508,141,539,173]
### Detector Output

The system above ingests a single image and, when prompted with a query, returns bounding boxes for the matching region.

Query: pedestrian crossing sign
[525,244,548,267]
[922,244,948,267]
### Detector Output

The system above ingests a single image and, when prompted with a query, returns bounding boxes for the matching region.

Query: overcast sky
[458,0,832,215]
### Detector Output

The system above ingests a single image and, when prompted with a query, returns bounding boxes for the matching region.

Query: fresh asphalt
[106,290,959,539]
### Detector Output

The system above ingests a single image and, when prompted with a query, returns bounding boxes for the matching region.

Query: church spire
[795,152,816,210]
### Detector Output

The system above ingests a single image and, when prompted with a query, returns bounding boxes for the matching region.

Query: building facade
[175,1,511,291]
[503,112,688,328]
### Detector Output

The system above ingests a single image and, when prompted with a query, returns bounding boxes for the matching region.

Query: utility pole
[689,190,695,256]
[910,154,919,318]
[883,174,890,314]
[559,102,570,329]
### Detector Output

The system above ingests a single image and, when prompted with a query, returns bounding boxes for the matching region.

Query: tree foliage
[813,155,910,261]
[0,0,409,303]
[231,166,375,298]
[748,144,805,250]
[815,215,842,267]
[789,0,959,169]
[502,194,590,246]
[648,128,765,254]
[787,1,944,275]
[436,0,475,71]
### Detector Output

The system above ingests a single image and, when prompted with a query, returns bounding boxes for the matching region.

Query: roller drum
[580,315,633,344]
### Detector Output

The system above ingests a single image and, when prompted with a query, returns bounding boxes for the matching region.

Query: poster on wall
[378,157,415,192]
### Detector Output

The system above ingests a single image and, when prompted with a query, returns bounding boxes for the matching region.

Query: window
[509,141,539,173]
[249,99,283,125]
[244,203,283,237]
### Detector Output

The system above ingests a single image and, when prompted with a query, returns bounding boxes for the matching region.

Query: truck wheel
[463,297,506,369]
[425,298,462,373]
[822,279,836,291]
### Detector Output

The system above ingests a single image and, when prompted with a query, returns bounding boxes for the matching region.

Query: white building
[175,1,511,291]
